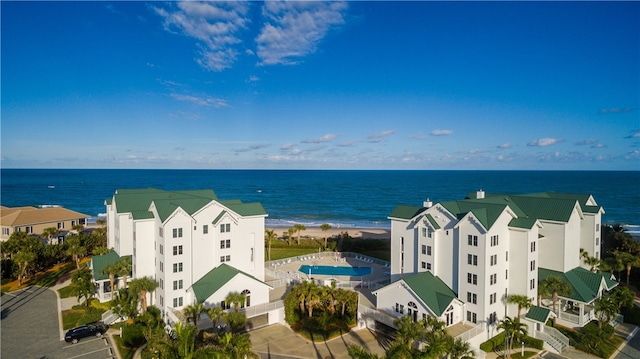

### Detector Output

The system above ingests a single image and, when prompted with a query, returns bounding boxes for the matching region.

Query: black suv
[65,323,108,344]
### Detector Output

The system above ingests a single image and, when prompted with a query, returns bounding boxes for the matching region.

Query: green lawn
[57,284,79,298]
[62,303,106,329]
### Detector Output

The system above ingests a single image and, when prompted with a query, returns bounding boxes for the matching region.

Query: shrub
[122,323,146,348]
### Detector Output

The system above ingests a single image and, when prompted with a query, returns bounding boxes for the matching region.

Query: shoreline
[267,227,391,240]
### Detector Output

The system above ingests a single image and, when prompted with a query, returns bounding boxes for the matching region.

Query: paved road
[1,286,114,359]
[614,327,640,359]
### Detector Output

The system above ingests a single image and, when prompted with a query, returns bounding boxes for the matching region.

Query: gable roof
[388,205,427,220]
[190,263,270,303]
[440,200,510,230]
[401,271,458,316]
[1,206,89,227]
[91,250,132,281]
[525,306,554,323]
[538,266,618,303]
[111,188,266,222]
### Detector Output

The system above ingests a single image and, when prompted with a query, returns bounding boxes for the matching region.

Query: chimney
[477,189,485,199]
[423,198,433,208]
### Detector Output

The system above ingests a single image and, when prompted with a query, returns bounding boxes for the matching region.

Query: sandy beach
[267,226,391,240]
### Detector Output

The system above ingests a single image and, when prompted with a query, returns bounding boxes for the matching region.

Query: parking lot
[1,286,115,359]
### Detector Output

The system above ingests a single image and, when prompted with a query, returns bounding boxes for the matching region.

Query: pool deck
[266,252,391,288]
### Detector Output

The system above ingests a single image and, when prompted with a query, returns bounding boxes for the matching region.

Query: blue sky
[2,1,639,170]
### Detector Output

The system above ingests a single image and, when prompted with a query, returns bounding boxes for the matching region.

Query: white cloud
[497,143,512,149]
[527,137,563,147]
[575,138,598,146]
[154,1,250,71]
[233,143,271,154]
[430,129,453,136]
[170,93,229,108]
[256,1,347,65]
[599,107,634,114]
[367,130,396,143]
[280,143,295,150]
[626,132,640,139]
[301,133,336,144]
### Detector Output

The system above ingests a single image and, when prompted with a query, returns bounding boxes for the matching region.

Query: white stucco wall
[196,274,270,309]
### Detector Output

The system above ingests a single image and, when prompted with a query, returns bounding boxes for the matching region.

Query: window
[173,262,183,273]
[25,226,33,234]
[173,297,183,307]
[490,254,497,266]
[506,251,509,261]
[490,273,497,285]
[422,245,426,255]
[531,242,536,252]
[220,223,230,233]
[395,303,405,314]
[421,261,426,269]
[427,246,432,255]
[489,312,497,324]
[220,239,231,249]
[160,261,164,272]
[467,235,478,246]
[596,223,600,232]
[468,254,478,266]
[422,227,427,237]
[2,228,8,236]
[220,255,231,263]
[530,279,536,290]
[160,244,163,255]
[57,222,64,229]
[173,245,183,255]
[160,279,163,289]
[203,225,208,234]
[159,228,163,237]
[530,260,536,271]
[490,293,497,304]
[160,296,163,307]
[427,263,431,270]
[428,229,433,238]
[173,228,183,238]
[467,292,477,304]
[491,235,499,246]
[173,280,183,290]
[467,273,478,285]
[505,269,508,280]
[466,311,477,324]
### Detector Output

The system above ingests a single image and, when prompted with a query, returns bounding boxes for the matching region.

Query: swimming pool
[298,265,372,277]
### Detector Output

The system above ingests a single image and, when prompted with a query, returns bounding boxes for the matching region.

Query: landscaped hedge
[479,333,542,352]
[122,323,145,348]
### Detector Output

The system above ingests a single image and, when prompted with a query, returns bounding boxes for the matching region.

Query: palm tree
[14,249,37,286]
[71,267,96,306]
[72,223,85,233]
[610,286,635,310]
[100,262,119,297]
[347,344,382,359]
[65,235,85,270]
[594,295,618,328]
[615,251,640,286]
[497,316,527,357]
[286,227,296,246]
[508,294,533,319]
[448,337,475,359]
[306,284,321,318]
[183,303,205,325]
[320,223,332,249]
[265,229,277,261]
[539,275,572,317]
[129,276,158,314]
[41,227,59,245]
[394,315,421,350]
[174,322,197,359]
[293,224,306,245]
[114,257,132,289]
[225,291,246,312]
[207,306,225,329]
[322,281,337,315]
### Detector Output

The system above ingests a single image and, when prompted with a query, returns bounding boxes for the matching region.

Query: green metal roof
[402,271,457,316]
[538,267,617,304]
[440,200,509,230]
[388,205,427,220]
[190,263,270,303]
[112,188,265,222]
[508,217,539,229]
[91,250,131,281]
[525,306,553,323]
[424,214,441,230]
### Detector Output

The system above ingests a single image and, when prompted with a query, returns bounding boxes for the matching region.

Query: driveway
[1,286,115,359]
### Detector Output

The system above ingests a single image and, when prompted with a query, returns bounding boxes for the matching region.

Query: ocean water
[1,169,638,232]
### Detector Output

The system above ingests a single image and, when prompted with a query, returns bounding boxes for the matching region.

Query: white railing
[240,300,284,318]
[101,310,119,325]
[545,326,570,348]
[265,251,390,269]
[455,324,484,342]
[358,304,399,328]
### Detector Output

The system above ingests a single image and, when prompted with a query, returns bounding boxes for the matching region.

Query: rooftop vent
[477,189,485,199]
[423,198,433,208]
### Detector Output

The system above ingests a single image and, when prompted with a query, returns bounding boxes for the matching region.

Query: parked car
[65,323,108,344]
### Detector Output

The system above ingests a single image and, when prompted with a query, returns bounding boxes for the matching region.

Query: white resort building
[374,191,617,351]
[92,188,270,322]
